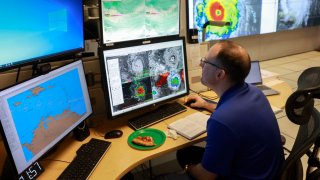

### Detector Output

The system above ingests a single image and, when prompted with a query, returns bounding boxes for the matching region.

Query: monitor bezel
[186,0,195,43]
[0,60,92,176]
[0,1,85,72]
[98,0,181,48]
[99,36,189,119]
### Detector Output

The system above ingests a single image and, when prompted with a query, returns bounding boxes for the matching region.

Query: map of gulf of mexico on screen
[7,68,87,162]
[101,0,179,44]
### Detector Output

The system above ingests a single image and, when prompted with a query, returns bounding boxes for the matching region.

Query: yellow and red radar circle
[209,1,224,21]
[205,0,238,23]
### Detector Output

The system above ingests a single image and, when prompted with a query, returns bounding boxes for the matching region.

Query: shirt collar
[216,82,247,109]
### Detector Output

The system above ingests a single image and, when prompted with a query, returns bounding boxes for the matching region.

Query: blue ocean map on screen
[7,69,86,161]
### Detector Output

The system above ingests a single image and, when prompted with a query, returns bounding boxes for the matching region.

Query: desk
[38,81,292,179]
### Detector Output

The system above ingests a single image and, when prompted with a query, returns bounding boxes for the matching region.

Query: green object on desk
[128,128,166,150]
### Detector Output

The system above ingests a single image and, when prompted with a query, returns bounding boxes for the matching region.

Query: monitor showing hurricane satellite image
[187,0,320,42]
[101,38,188,118]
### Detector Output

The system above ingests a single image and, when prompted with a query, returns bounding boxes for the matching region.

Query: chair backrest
[280,67,320,180]
[280,108,320,179]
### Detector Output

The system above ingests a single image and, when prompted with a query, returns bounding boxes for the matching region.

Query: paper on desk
[264,79,284,87]
[167,112,210,140]
[261,69,279,79]
[166,129,179,140]
[271,105,283,114]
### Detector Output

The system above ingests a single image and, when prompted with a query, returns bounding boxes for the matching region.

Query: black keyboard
[129,101,187,130]
[58,138,111,179]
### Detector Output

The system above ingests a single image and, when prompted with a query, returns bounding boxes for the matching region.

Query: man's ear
[217,69,226,79]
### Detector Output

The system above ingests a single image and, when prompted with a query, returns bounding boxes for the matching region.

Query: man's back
[202,83,284,179]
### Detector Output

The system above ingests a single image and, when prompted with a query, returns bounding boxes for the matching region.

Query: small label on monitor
[106,43,114,47]
[142,40,151,44]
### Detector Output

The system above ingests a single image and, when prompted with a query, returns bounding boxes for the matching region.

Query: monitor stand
[73,121,90,141]
[32,63,51,76]
[128,101,187,130]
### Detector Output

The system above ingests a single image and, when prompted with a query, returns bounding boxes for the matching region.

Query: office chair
[280,67,320,180]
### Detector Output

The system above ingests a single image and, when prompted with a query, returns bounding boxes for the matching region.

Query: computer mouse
[104,130,123,139]
[184,99,196,107]
[184,98,217,111]
[184,100,204,111]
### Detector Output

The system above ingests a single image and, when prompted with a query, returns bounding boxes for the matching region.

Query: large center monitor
[100,38,189,118]
[187,0,320,42]
[0,60,92,176]
[0,0,84,71]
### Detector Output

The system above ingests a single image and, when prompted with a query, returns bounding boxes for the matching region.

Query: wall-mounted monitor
[0,0,84,71]
[0,60,92,177]
[100,0,180,45]
[100,37,188,118]
[187,0,320,42]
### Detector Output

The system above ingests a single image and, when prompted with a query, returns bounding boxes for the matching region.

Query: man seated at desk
[164,41,284,180]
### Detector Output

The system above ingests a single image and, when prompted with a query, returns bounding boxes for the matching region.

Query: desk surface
[39,82,292,180]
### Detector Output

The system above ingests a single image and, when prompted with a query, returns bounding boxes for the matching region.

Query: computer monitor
[0,60,92,176]
[100,37,189,118]
[187,0,320,42]
[0,0,84,71]
[99,0,180,45]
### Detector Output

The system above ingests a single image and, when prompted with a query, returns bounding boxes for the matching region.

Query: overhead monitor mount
[201,21,231,43]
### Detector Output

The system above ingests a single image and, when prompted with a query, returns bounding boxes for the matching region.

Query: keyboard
[57,138,111,179]
[129,101,187,130]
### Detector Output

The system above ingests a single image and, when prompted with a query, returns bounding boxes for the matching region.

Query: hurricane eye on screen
[188,0,320,41]
[102,39,188,117]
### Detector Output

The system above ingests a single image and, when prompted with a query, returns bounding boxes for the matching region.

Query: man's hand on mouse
[185,95,206,108]
[185,95,217,112]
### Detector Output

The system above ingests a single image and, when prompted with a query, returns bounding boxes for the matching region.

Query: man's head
[201,40,251,92]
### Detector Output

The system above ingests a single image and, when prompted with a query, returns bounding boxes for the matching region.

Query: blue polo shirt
[201,82,284,179]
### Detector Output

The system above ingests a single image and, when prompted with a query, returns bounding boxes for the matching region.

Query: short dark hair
[215,41,251,83]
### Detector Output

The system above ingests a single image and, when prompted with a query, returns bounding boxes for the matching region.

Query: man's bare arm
[187,163,218,180]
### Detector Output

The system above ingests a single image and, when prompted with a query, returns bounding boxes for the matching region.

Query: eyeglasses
[200,57,224,70]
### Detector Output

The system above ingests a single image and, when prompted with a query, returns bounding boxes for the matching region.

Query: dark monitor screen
[0,60,92,175]
[100,38,188,118]
[100,0,180,44]
[0,0,84,71]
